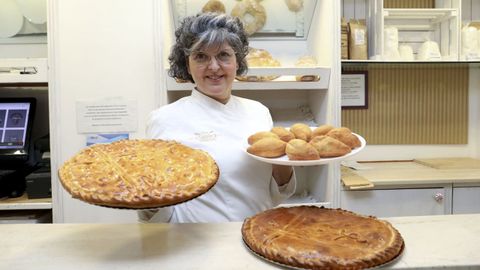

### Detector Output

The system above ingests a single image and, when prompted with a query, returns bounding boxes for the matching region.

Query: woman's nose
[207,56,220,70]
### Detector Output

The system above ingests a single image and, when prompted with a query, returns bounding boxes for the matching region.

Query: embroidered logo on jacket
[194,131,217,142]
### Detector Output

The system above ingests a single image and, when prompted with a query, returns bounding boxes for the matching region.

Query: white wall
[48,0,159,223]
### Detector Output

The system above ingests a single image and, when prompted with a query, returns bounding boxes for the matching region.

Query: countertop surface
[342,160,480,187]
[1,214,480,269]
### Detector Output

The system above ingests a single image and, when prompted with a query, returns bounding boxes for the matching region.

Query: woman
[138,13,295,223]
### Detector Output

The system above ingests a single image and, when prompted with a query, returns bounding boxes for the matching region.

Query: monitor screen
[0,98,36,164]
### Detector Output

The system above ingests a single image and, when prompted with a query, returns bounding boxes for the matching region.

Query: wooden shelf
[341,60,480,68]
[0,194,52,210]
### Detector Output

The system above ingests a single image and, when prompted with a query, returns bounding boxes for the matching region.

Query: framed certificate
[341,71,368,109]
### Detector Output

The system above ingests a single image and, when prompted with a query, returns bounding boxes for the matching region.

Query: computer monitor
[0,97,36,168]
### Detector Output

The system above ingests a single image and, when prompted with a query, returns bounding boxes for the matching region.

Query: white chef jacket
[138,89,296,223]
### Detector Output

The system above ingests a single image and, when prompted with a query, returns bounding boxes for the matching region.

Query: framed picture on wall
[341,70,368,109]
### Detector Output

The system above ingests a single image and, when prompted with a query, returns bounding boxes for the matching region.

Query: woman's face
[187,42,238,104]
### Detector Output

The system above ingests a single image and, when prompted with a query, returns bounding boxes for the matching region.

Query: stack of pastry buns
[247,123,361,160]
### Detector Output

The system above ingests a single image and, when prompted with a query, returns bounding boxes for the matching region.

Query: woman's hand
[272,164,293,186]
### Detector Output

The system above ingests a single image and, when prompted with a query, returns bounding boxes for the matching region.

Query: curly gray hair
[168,13,249,83]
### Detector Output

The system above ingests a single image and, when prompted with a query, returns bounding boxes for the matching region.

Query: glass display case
[171,0,318,39]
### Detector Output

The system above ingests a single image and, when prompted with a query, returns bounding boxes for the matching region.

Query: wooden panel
[383,0,435,8]
[342,64,469,144]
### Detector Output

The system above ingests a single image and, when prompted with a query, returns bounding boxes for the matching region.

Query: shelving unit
[0,58,48,83]
[0,194,52,210]
[166,66,331,91]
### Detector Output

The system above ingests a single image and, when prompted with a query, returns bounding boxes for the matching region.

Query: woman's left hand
[272,164,293,186]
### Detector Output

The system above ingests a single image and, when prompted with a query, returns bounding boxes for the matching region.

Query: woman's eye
[218,52,232,61]
[194,53,209,62]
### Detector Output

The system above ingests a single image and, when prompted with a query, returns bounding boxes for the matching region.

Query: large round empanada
[326,127,361,149]
[248,131,279,145]
[247,137,286,158]
[271,126,295,143]
[310,135,351,158]
[289,123,312,142]
[285,139,320,160]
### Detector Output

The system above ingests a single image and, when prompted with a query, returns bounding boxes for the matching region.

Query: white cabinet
[341,186,451,217]
[452,185,480,214]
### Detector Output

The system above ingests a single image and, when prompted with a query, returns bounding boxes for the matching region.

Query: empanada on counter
[326,127,361,149]
[270,126,295,143]
[309,135,351,158]
[286,139,320,160]
[247,138,286,158]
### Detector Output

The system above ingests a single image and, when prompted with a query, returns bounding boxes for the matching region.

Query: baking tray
[243,238,405,270]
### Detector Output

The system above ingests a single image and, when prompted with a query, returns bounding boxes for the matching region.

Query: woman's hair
[168,13,249,83]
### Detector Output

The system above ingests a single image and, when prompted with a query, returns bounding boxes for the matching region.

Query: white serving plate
[246,133,366,166]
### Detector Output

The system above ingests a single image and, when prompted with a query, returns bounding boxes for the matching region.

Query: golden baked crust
[270,126,295,143]
[247,137,286,158]
[310,135,351,158]
[327,127,362,149]
[286,139,320,160]
[247,131,279,145]
[58,139,219,209]
[290,123,312,141]
[242,206,404,269]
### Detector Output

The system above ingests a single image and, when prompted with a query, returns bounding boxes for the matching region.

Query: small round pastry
[231,0,266,36]
[326,127,362,149]
[286,139,320,160]
[285,0,304,12]
[202,0,226,13]
[289,123,312,142]
[247,137,286,158]
[271,126,295,143]
[247,131,279,145]
[309,135,351,158]
[312,124,334,137]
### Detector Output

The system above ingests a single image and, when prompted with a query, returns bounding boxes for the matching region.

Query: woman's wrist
[272,165,293,186]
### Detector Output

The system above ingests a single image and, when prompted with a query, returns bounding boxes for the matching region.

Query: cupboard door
[452,186,480,214]
[341,188,449,217]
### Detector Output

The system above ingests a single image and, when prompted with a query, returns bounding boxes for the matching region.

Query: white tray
[246,133,366,166]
